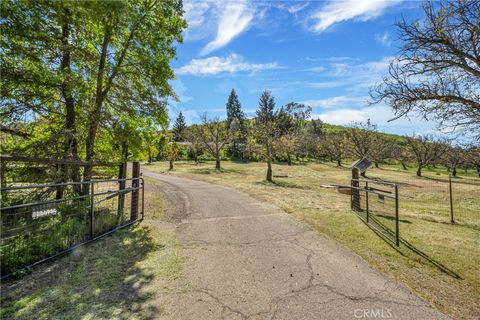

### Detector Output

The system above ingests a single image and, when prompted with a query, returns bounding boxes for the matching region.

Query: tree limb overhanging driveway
[143,170,448,320]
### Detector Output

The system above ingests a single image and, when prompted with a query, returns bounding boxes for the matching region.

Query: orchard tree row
[165,89,480,181]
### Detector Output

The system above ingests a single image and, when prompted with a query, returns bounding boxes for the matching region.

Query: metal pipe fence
[351,179,400,246]
[0,177,144,279]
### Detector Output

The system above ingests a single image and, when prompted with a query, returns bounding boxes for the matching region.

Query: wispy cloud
[375,31,392,47]
[307,81,342,89]
[302,96,368,108]
[176,54,278,76]
[200,1,254,55]
[310,0,401,33]
[183,2,214,42]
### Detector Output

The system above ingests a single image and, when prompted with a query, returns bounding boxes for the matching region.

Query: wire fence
[0,155,144,279]
[0,178,144,278]
[350,170,480,248]
[397,175,480,228]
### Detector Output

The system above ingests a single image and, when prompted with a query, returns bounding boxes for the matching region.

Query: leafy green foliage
[1,0,186,164]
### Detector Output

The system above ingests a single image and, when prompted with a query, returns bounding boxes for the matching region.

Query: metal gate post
[130,161,140,221]
[90,182,95,238]
[117,162,126,221]
[365,181,369,223]
[394,184,399,246]
[449,175,454,224]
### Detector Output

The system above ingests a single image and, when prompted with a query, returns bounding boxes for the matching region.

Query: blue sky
[168,0,438,136]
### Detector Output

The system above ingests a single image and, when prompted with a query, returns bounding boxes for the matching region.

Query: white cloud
[312,104,438,135]
[314,105,390,125]
[176,54,278,76]
[310,0,401,33]
[375,31,392,47]
[200,1,254,55]
[302,96,368,108]
[183,2,214,41]
[307,81,342,89]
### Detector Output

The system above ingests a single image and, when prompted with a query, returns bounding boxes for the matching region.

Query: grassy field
[147,160,480,320]
[0,177,187,320]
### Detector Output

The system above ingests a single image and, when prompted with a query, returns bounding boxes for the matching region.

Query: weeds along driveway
[143,170,449,320]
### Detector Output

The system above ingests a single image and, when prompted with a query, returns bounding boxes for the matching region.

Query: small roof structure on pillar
[350,157,373,173]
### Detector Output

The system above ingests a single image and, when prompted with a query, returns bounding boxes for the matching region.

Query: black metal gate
[1,158,144,279]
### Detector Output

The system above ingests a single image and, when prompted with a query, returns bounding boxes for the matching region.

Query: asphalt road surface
[143,170,448,320]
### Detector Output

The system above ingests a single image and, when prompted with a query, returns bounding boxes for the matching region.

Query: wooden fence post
[130,161,140,221]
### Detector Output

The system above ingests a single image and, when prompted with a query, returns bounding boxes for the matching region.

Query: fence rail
[1,174,143,279]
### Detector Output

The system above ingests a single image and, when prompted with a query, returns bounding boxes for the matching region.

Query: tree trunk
[417,165,422,177]
[59,9,81,194]
[401,162,407,170]
[215,158,221,170]
[169,160,173,170]
[476,164,480,178]
[266,159,273,182]
[83,24,112,191]
[452,166,457,177]
[287,153,292,166]
[375,162,379,168]
[336,159,341,166]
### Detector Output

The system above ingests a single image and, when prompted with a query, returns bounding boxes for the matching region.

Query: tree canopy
[1,0,186,169]
[370,0,480,141]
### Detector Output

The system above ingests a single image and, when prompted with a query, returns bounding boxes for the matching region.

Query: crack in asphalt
[195,288,248,320]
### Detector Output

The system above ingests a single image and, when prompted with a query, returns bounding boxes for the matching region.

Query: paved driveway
[144,171,448,320]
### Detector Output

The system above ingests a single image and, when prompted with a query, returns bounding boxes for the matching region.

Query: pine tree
[226,89,244,128]
[256,90,275,124]
[173,112,187,142]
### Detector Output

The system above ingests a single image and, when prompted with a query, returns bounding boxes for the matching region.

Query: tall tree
[322,132,348,166]
[225,89,245,157]
[173,112,187,142]
[370,0,480,141]
[164,142,182,170]
[1,0,186,184]
[346,120,377,159]
[250,90,278,181]
[276,102,312,164]
[442,146,465,177]
[406,134,449,176]
[256,90,275,124]
[193,114,239,170]
[225,89,244,128]
[369,134,394,168]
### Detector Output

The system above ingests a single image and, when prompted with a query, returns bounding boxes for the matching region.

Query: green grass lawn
[147,160,480,320]
[0,177,187,320]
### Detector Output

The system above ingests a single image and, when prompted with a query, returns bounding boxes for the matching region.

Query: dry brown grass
[147,160,480,319]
